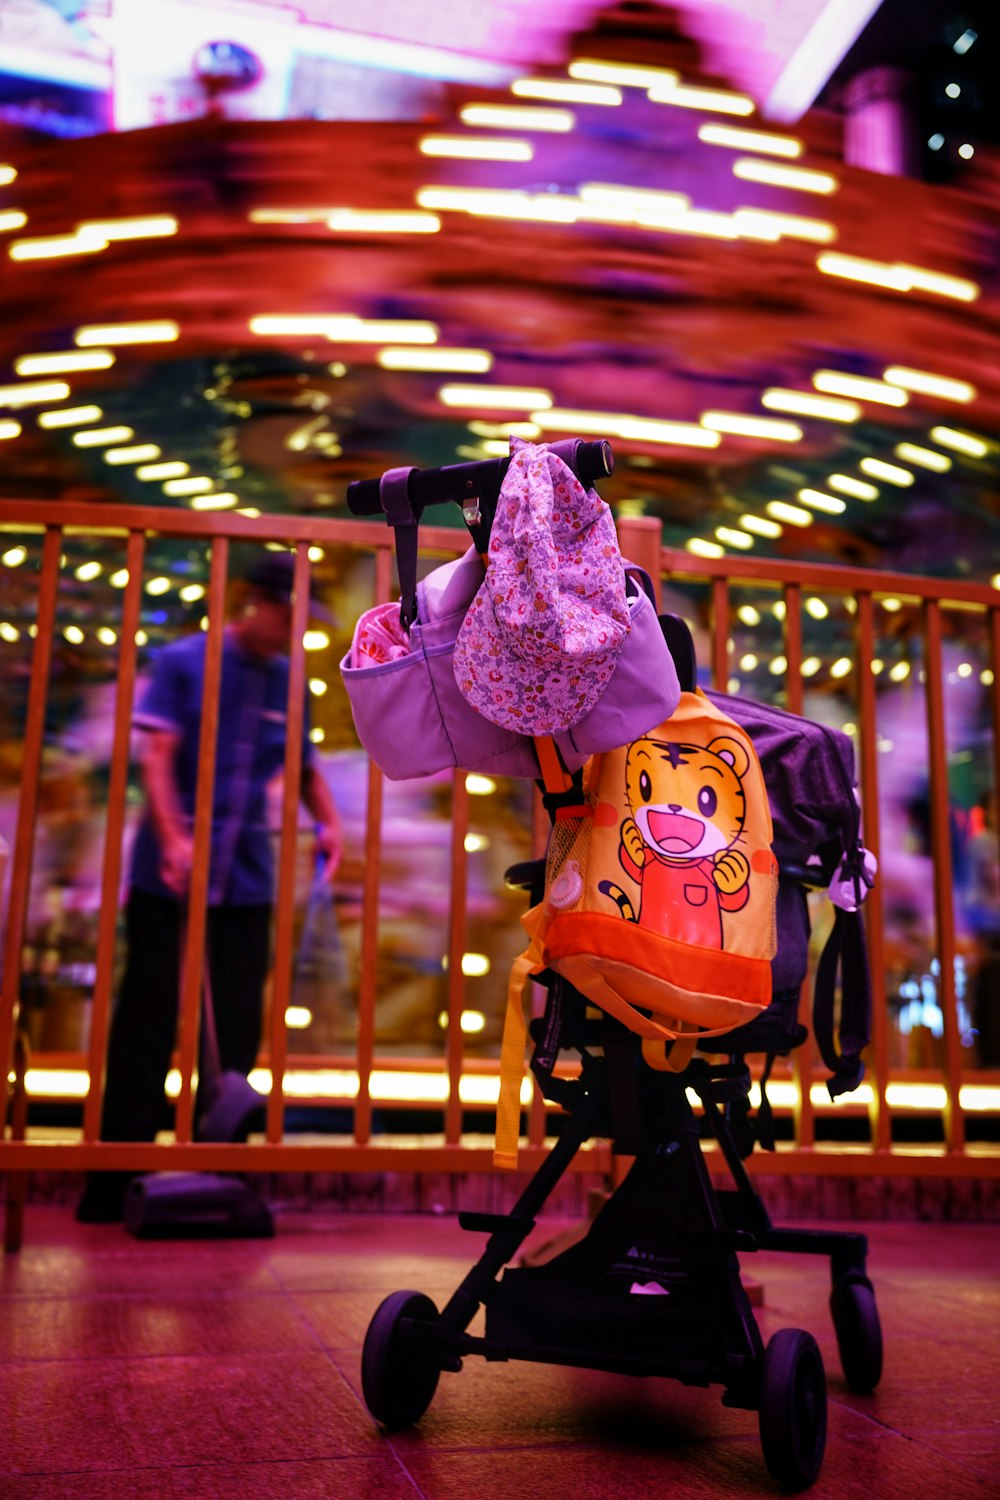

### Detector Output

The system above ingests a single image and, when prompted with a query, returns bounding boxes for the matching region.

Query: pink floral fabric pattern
[453,437,630,735]
[350,600,412,667]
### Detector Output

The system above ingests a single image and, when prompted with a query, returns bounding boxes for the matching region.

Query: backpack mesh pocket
[544,816,592,916]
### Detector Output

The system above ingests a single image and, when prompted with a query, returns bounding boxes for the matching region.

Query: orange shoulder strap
[533,735,573,796]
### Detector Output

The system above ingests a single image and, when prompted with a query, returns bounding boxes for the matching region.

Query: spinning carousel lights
[859,458,914,486]
[568,59,678,90]
[162,476,214,496]
[797,488,846,515]
[71,426,134,447]
[326,210,440,232]
[38,406,102,428]
[818,252,979,302]
[929,426,988,457]
[419,136,533,161]
[78,216,178,241]
[189,493,239,510]
[578,182,690,215]
[715,527,754,549]
[761,390,860,422]
[766,501,812,527]
[75,321,180,346]
[882,366,975,402]
[731,158,838,193]
[378,347,492,373]
[439,385,553,411]
[460,104,574,132]
[740,515,783,538]
[136,461,189,481]
[812,371,908,407]
[467,420,541,439]
[9,229,107,260]
[616,417,720,448]
[698,123,802,157]
[647,82,754,116]
[895,444,951,472]
[511,77,621,106]
[0,381,71,407]
[250,315,438,343]
[827,474,879,500]
[701,412,802,441]
[103,445,162,465]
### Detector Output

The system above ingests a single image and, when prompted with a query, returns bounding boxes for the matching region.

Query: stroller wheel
[830,1275,883,1394]
[758,1328,827,1491]
[361,1290,442,1429]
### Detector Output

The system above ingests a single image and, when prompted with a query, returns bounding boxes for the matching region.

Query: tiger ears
[708,736,750,779]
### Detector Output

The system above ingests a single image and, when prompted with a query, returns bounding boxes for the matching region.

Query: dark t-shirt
[130,629,313,905]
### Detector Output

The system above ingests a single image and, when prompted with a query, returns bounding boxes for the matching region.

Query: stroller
[345,441,882,1491]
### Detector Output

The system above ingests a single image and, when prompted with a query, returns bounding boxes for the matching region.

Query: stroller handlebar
[346,439,615,518]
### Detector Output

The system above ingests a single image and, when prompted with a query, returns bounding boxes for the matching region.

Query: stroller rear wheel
[830,1275,883,1394]
[361,1290,442,1429]
[758,1328,827,1491]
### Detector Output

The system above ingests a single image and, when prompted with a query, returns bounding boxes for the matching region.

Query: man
[77,553,342,1222]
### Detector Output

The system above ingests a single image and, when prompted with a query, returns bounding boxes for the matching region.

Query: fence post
[0,527,61,1107]
[615,516,662,609]
[923,600,965,1153]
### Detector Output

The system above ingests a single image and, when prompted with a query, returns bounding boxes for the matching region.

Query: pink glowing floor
[1,1208,997,1498]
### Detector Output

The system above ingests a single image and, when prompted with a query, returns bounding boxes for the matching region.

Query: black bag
[658,614,871,1101]
[705,687,871,1101]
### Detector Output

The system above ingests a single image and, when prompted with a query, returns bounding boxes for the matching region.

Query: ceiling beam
[764,0,884,121]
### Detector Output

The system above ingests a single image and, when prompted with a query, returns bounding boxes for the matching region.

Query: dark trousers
[99,887,272,1145]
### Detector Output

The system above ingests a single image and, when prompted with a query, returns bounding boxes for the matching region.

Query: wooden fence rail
[2,503,998,1248]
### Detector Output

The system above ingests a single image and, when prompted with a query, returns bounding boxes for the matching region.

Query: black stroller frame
[346,443,883,1492]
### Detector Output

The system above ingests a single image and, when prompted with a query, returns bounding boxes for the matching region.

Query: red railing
[1,502,998,1248]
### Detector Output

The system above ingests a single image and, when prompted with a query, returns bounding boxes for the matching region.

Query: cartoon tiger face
[624,736,750,862]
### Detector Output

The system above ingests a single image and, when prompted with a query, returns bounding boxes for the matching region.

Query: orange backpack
[496,689,779,1167]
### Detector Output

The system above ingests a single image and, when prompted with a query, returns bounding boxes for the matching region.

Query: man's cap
[453,437,630,736]
[245,552,334,623]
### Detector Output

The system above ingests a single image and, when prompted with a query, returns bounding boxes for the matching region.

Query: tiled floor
[1,1204,998,1498]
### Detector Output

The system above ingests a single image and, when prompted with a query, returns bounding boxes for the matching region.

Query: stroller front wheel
[758,1327,827,1491]
[361,1290,442,1429]
[830,1275,883,1394]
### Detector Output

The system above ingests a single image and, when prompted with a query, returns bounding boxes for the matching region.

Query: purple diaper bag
[341,546,678,782]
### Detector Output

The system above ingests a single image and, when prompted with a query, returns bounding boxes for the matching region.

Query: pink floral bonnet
[453,437,630,736]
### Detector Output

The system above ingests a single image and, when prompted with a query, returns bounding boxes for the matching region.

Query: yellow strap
[566,964,696,1048]
[493,908,547,1170]
[641,1028,697,1073]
